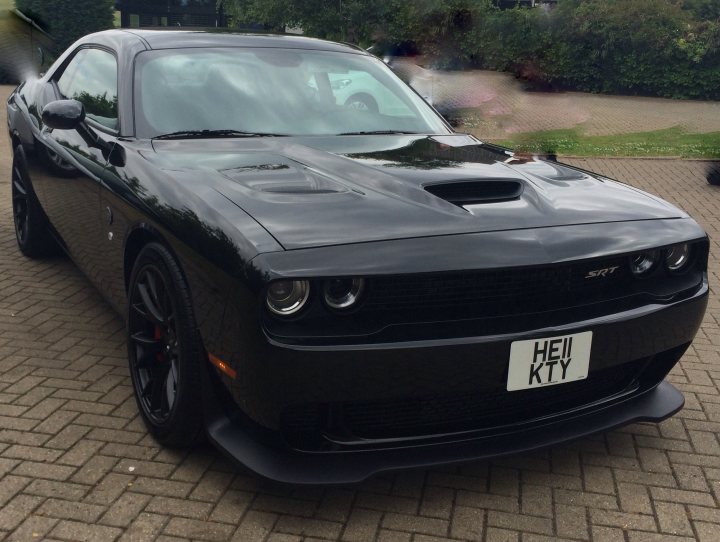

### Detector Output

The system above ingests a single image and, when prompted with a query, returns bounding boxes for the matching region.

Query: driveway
[1,84,719,541]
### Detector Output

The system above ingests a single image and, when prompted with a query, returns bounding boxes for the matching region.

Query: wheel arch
[123,225,172,293]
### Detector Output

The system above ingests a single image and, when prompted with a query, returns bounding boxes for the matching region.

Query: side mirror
[42,99,85,131]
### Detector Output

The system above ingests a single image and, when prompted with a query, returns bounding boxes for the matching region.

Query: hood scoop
[425,179,524,208]
[221,160,348,195]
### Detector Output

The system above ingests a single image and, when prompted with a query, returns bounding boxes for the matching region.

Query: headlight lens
[266,280,310,316]
[630,250,659,276]
[323,277,365,310]
[665,243,691,272]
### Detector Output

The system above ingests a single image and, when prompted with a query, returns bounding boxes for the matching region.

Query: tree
[15,0,115,50]
[217,0,493,46]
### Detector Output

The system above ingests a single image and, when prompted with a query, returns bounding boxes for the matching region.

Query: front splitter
[205,380,683,485]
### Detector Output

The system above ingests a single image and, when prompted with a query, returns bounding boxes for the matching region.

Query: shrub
[15,0,115,50]
[219,0,720,100]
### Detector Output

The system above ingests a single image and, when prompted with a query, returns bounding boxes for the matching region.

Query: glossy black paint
[41,99,85,131]
[6,29,710,483]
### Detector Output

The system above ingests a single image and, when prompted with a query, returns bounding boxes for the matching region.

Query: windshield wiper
[153,129,288,140]
[337,130,422,136]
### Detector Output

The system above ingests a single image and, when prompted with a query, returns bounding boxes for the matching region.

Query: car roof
[90,29,366,54]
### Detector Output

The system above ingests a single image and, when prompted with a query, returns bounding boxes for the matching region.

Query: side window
[56,48,118,131]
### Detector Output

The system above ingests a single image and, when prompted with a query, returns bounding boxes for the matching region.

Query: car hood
[147,134,685,250]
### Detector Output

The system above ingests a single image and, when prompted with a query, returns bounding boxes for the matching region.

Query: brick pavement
[1,84,720,541]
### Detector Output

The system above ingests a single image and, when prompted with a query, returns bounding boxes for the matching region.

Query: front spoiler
[204,380,683,485]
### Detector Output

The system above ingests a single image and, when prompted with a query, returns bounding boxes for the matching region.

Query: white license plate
[507,331,592,391]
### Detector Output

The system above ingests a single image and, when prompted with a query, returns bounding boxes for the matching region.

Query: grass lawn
[488,127,720,159]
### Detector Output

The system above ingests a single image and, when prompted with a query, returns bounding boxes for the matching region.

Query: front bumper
[203,280,707,484]
[206,379,683,485]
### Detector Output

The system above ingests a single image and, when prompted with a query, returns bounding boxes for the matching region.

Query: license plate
[507,331,592,391]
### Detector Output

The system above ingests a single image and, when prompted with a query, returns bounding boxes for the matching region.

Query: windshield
[134,47,451,138]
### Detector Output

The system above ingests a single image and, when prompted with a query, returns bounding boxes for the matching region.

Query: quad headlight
[630,244,693,277]
[323,277,365,310]
[665,243,691,272]
[630,250,660,276]
[266,280,310,316]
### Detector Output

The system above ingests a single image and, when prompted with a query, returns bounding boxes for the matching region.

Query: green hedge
[15,0,114,50]
[222,0,720,101]
[427,0,720,100]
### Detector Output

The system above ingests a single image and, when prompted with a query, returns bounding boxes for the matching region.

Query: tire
[345,93,379,113]
[11,145,58,258]
[127,242,204,447]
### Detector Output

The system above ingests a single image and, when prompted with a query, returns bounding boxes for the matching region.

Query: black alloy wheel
[11,145,57,258]
[127,243,203,447]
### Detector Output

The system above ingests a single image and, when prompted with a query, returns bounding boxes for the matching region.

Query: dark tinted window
[57,48,118,130]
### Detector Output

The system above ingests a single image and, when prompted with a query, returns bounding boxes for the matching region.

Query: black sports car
[6,30,709,484]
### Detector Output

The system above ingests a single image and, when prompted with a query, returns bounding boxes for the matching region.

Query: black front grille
[341,360,644,439]
[282,358,647,448]
[365,257,634,320]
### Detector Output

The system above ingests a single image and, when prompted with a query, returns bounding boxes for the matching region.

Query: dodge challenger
[5,30,709,483]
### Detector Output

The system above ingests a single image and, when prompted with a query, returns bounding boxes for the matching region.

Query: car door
[38,47,119,286]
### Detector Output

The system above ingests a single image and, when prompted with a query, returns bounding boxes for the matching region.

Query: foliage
[76,91,118,119]
[15,0,115,50]
[219,0,720,100]
[682,0,720,21]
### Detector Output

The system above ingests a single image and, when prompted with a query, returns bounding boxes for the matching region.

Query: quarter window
[56,48,118,131]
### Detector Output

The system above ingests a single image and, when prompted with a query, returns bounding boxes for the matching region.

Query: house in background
[115,0,227,28]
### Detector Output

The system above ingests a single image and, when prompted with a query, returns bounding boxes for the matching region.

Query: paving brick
[100,493,152,528]
[164,517,235,541]
[341,508,381,542]
[146,495,213,519]
[12,461,75,481]
[381,512,448,536]
[0,494,43,532]
[50,519,123,542]
[24,478,88,501]
[208,489,253,524]
[36,498,106,522]
[231,510,278,542]
[85,473,134,506]
[695,521,720,542]
[487,510,553,536]
[7,516,59,542]
[274,515,344,539]
[655,502,694,536]
[521,484,552,517]
[555,504,589,540]
[450,505,484,541]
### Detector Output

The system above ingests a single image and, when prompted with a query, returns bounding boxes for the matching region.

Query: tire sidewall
[12,145,41,254]
[127,242,203,444]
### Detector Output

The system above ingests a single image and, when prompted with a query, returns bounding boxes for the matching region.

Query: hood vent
[425,179,524,207]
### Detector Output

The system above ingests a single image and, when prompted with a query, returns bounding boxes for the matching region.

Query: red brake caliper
[154,326,165,362]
